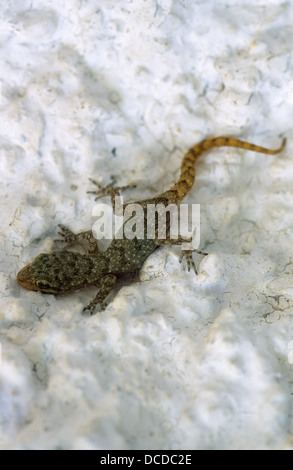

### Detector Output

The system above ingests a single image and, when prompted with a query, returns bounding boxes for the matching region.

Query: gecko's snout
[17,265,27,284]
[17,265,37,291]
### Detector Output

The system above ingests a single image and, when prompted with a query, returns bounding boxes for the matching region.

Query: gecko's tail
[166,136,286,204]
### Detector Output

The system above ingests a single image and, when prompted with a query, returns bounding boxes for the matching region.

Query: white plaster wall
[0,0,292,449]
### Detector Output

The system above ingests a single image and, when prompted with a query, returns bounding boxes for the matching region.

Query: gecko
[17,136,286,314]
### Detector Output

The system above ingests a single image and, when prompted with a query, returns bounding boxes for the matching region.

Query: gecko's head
[17,253,64,294]
[17,251,87,294]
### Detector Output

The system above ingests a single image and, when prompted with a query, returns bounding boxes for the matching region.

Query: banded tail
[164,136,286,204]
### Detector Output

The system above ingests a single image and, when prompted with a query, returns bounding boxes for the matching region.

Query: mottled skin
[17,136,286,314]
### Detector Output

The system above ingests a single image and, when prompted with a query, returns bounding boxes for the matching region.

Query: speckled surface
[0,0,293,449]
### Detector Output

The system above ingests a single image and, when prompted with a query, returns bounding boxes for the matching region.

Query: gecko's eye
[36,280,52,290]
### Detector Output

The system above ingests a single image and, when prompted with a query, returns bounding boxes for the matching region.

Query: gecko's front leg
[55,224,99,253]
[83,274,117,315]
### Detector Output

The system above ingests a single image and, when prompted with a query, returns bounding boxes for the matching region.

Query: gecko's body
[17,136,286,314]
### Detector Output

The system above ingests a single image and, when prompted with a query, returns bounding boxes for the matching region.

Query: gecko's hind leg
[87,179,136,213]
[155,235,208,274]
[179,249,208,274]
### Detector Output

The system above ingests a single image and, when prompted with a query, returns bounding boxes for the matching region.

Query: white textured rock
[0,0,292,449]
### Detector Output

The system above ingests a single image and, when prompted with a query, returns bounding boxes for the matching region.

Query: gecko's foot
[87,179,136,201]
[54,224,78,246]
[179,249,208,274]
[82,299,107,315]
